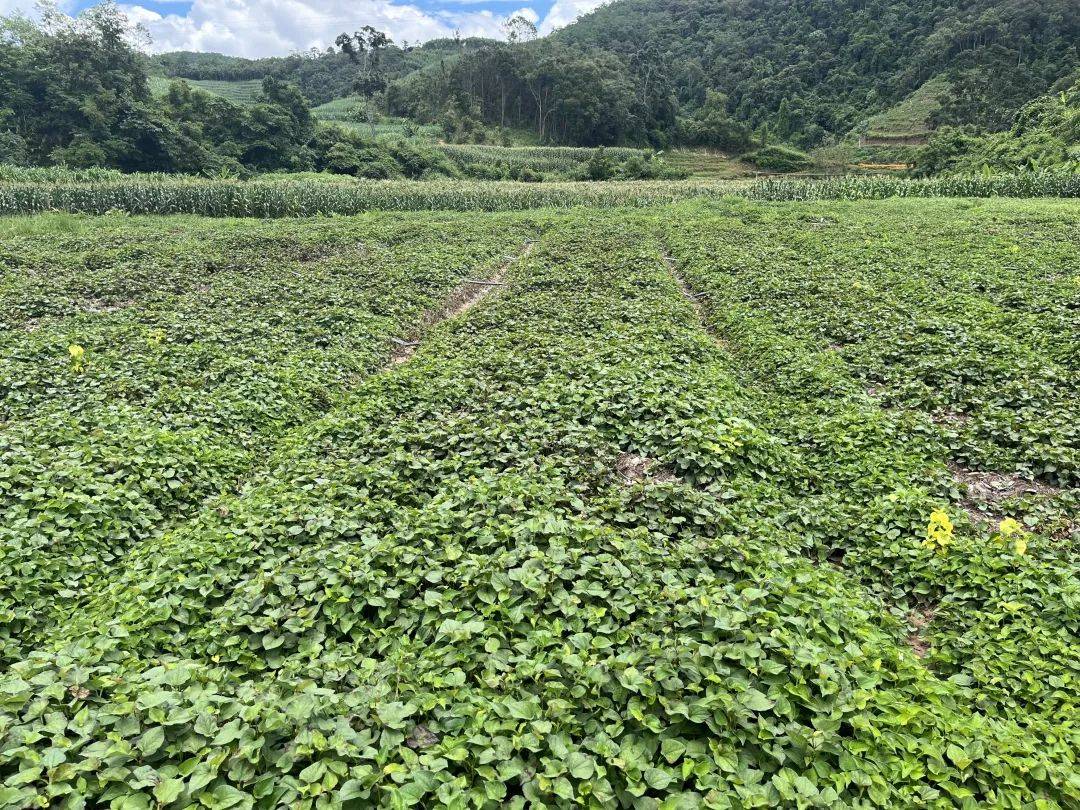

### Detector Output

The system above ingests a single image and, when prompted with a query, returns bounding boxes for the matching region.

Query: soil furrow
[391,240,534,365]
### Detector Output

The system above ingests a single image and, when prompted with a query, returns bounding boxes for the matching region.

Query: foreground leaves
[1,201,1078,807]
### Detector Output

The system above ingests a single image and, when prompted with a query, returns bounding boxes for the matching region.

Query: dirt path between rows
[657,245,949,663]
[659,250,708,321]
[391,241,534,365]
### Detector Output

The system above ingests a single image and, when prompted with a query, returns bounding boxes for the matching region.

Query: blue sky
[34,0,596,58]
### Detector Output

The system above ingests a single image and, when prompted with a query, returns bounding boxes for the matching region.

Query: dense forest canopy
[549,0,1079,146]
[141,0,1078,149]
[1,0,1076,172]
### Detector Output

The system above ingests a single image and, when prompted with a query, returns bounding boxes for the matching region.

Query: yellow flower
[996,517,1030,556]
[997,517,1022,537]
[68,344,85,372]
[924,509,954,553]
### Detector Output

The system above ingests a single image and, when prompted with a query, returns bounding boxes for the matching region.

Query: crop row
[0,173,1078,218]
[0,213,536,662]
[665,197,1080,484]
[436,145,644,175]
[2,203,1078,807]
[661,199,1080,733]
[743,172,1080,200]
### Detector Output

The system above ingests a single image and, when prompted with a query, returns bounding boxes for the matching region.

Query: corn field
[0,179,743,215]
[744,172,1080,200]
[437,144,645,174]
[0,172,1076,216]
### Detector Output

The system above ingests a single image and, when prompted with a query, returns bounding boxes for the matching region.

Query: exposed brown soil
[906,605,936,658]
[390,241,533,366]
[932,408,972,427]
[389,338,421,366]
[949,461,1059,524]
[660,253,706,320]
[616,452,677,484]
[82,297,132,315]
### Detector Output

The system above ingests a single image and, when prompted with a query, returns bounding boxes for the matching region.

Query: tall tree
[336,26,393,137]
[502,15,537,44]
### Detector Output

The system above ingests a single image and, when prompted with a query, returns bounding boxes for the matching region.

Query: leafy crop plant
[0,200,1078,807]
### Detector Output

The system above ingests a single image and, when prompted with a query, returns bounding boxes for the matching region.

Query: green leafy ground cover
[0,214,536,663]
[0,199,1078,808]
[663,199,1080,728]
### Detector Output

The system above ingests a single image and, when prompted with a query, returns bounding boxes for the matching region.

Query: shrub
[586,147,615,181]
[324,142,364,176]
[744,144,814,173]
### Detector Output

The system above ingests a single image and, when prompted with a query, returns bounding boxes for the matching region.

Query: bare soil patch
[82,296,132,315]
[949,461,1059,524]
[616,452,677,484]
[906,605,936,658]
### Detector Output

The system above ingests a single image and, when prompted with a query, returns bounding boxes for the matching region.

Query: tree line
[0,5,465,177]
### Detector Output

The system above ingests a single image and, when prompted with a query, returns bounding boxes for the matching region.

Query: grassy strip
[1,213,1076,806]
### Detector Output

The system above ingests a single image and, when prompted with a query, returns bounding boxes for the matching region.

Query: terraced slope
[862,76,950,140]
[1,200,1078,808]
[149,77,265,104]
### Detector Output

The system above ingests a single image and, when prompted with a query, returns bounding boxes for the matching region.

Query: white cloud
[538,0,607,33]
[3,0,597,57]
[121,0,538,57]
[0,0,36,17]
[507,6,537,24]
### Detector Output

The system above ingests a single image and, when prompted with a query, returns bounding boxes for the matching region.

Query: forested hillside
[137,0,1079,151]
[150,38,497,108]
[384,0,1078,147]
[919,71,1080,174]
[0,8,486,177]
[2,0,1076,169]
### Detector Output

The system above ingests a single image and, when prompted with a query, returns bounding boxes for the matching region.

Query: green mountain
[550,0,1078,145]
[145,0,1077,149]
[149,39,496,108]
[918,70,1080,173]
